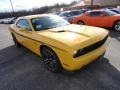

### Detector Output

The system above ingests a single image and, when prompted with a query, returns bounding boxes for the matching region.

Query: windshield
[31,15,70,31]
[70,11,83,16]
[104,10,117,16]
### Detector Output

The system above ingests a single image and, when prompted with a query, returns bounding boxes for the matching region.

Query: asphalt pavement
[0,24,120,90]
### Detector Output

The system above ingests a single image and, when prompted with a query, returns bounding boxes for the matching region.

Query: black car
[59,10,84,22]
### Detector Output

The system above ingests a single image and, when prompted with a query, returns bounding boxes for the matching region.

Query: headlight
[73,49,84,58]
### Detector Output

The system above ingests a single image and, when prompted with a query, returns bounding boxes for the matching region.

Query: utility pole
[10,0,15,13]
[91,0,93,10]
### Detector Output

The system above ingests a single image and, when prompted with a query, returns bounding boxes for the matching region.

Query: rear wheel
[40,46,62,73]
[113,21,120,31]
[12,34,21,47]
[77,20,84,25]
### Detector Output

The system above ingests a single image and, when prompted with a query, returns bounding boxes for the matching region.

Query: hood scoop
[57,30,66,32]
[49,29,90,37]
[49,29,66,33]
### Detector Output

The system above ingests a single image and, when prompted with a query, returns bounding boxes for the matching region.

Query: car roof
[87,9,112,13]
[20,14,53,20]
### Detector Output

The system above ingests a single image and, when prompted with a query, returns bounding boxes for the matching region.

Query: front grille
[74,35,108,58]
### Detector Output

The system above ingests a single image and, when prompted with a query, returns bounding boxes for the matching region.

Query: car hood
[114,14,120,16]
[113,14,120,18]
[37,24,109,51]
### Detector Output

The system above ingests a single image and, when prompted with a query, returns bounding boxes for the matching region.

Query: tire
[77,20,85,25]
[12,34,21,48]
[113,20,120,31]
[40,46,62,73]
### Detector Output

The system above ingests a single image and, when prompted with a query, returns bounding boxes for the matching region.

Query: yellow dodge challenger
[9,14,110,72]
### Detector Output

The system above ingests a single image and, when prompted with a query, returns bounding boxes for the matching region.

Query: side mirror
[20,27,26,32]
[85,13,89,16]
[100,14,107,17]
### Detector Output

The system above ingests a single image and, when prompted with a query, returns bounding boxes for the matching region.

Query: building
[71,0,120,9]
[93,0,120,6]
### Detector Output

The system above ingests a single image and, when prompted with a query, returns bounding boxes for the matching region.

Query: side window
[71,11,82,16]
[60,13,71,17]
[16,19,31,31]
[89,12,103,17]
[65,13,71,17]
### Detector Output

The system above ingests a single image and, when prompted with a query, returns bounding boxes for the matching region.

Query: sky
[0,0,77,12]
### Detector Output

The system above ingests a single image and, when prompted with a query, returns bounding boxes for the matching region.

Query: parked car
[71,9,120,31]
[0,19,4,24]
[10,17,17,24]
[2,18,10,24]
[59,10,84,23]
[9,14,110,72]
[1,17,17,24]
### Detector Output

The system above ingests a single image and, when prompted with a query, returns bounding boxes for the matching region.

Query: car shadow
[0,45,120,90]
[0,45,28,65]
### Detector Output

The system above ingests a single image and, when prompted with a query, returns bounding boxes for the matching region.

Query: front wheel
[113,21,120,31]
[12,34,21,47]
[40,46,62,73]
[77,20,85,25]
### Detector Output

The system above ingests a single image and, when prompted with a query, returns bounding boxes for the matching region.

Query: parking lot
[0,24,120,90]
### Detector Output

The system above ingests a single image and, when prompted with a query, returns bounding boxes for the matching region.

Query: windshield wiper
[44,26,57,29]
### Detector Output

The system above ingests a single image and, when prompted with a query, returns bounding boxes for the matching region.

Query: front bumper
[61,37,110,71]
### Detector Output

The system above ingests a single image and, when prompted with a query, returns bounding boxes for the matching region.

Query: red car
[71,9,120,31]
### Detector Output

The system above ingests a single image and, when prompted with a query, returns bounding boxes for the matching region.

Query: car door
[16,19,40,54]
[84,11,109,27]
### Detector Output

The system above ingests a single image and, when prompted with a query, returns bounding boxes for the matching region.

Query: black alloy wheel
[113,21,120,31]
[12,34,21,47]
[77,21,85,25]
[41,46,62,73]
